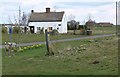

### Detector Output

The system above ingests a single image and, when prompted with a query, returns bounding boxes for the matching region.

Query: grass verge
[2,35,118,75]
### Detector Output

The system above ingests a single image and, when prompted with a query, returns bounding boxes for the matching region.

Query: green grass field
[2,35,118,75]
[2,26,116,44]
[68,26,116,35]
[92,26,116,35]
[2,34,86,44]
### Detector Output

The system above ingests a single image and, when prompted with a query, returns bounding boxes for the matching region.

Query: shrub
[2,27,7,34]
[23,47,27,50]
[13,27,21,34]
[50,29,58,35]
[80,29,86,35]
[26,30,31,34]
[36,27,44,34]
[40,27,44,34]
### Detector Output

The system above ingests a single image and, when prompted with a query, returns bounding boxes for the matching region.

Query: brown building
[97,22,113,27]
[85,19,96,27]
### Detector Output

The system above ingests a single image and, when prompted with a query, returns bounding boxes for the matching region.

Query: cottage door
[30,26,34,33]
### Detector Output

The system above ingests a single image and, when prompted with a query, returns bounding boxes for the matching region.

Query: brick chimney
[46,8,50,13]
[31,10,34,13]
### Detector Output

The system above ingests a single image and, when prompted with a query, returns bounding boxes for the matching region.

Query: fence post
[45,29,50,55]
[45,29,54,56]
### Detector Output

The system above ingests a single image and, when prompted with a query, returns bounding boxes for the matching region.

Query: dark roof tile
[28,12,64,22]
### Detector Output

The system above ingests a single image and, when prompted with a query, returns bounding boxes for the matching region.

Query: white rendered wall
[29,21,67,33]
[29,22,60,33]
[61,14,67,33]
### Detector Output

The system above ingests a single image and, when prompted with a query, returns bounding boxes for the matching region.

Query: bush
[26,30,31,34]
[50,29,58,35]
[2,27,7,34]
[13,27,21,34]
[40,27,44,34]
[80,29,86,35]
[36,27,44,34]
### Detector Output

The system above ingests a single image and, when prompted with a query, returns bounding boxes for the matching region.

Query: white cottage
[28,8,67,33]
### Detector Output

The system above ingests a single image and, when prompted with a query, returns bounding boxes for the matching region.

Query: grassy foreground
[2,26,116,44]
[2,35,118,75]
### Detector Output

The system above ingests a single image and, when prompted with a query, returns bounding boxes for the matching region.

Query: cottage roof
[98,22,111,24]
[87,19,95,23]
[28,12,64,22]
[1,24,15,26]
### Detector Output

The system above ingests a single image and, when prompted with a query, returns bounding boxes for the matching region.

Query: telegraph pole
[19,6,21,26]
[116,2,118,36]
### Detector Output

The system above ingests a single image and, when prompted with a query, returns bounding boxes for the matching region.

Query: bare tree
[86,13,95,30]
[21,12,27,26]
[14,14,18,26]
[8,15,13,24]
[67,14,77,34]
[70,20,80,35]
[87,13,92,21]
[21,12,30,33]
[67,14,75,21]
[82,20,86,30]
[71,20,76,34]
[18,6,21,26]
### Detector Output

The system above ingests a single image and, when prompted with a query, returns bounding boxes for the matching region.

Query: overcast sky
[0,0,119,25]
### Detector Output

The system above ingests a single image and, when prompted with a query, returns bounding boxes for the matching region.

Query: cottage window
[58,24,61,26]
[24,27,28,30]
[49,27,53,31]
[37,27,41,30]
